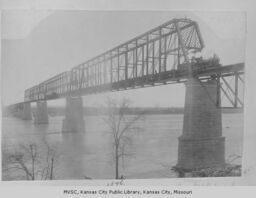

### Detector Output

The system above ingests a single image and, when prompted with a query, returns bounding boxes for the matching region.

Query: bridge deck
[23,63,244,103]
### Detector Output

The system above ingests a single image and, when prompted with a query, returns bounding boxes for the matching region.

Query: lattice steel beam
[24,18,205,102]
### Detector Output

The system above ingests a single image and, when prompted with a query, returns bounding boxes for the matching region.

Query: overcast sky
[1,11,246,107]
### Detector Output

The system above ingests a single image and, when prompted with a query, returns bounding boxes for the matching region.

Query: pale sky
[1,11,246,107]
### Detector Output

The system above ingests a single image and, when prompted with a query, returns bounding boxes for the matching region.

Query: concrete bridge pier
[177,78,225,171]
[21,103,32,120]
[34,101,49,124]
[13,103,31,120]
[62,96,85,133]
[13,105,23,118]
[14,106,20,118]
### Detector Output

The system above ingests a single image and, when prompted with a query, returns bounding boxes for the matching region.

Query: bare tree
[3,142,58,180]
[104,98,143,179]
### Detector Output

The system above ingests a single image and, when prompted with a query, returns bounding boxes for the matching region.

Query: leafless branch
[103,97,144,179]
[3,141,59,180]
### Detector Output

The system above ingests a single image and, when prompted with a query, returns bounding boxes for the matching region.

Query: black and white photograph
[1,9,246,182]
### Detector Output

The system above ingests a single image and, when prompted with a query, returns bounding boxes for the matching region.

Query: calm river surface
[2,113,243,180]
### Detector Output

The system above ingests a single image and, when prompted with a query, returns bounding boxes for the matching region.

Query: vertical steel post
[117,48,120,81]
[69,71,72,92]
[100,62,102,85]
[133,49,135,78]
[110,53,113,83]
[146,35,149,76]
[216,75,221,107]
[177,34,180,67]
[142,44,145,76]
[97,63,99,85]
[234,72,238,108]
[104,56,107,84]
[135,40,138,78]
[98,63,100,85]
[152,41,155,74]
[86,67,89,87]
[125,45,128,80]
[159,29,162,73]
[164,35,167,72]
[60,74,62,94]
[174,20,190,76]
[94,62,97,86]
[80,68,83,89]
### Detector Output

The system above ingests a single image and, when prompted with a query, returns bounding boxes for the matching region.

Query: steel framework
[23,18,244,108]
[24,18,204,102]
[218,72,244,108]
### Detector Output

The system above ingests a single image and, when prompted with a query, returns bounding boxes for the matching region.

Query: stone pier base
[177,78,225,171]
[22,103,32,120]
[14,105,23,119]
[34,101,49,124]
[178,136,225,170]
[62,96,85,133]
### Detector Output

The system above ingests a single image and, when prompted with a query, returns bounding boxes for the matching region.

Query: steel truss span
[23,17,244,109]
[25,18,204,102]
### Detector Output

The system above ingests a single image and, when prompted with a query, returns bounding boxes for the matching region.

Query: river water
[2,113,243,180]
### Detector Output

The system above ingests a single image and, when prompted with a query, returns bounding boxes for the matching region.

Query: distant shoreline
[45,106,243,117]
